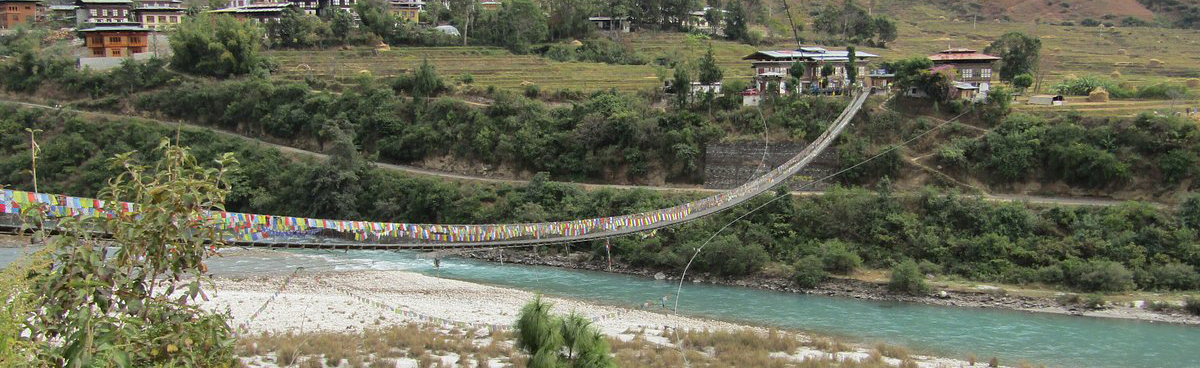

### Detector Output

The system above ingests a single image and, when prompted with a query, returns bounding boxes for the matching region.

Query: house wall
[932,61,995,86]
[84,30,149,58]
[1,1,39,29]
[138,10,180,29]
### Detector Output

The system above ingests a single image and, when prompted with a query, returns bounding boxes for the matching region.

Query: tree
[984,32,1042,82]
[673,64,692,107]
[448,0,480,45]
[1180,194,1200,231]
[703,6,723,34]
[411,58,445,99]
[847,45,858,86]
[889,259,929,295]
[547,0,595,40]
[20,140,239,366]
[697,44,723,85]
[266,7,330,48]
[171,13,264,77]
[478,0,549,53]
[516,296,614,368]
[516,295,562,368]
[819,239,862,274]
[788,60,805,93]
[820,63,834,87]
[1012,73,1034,92]
[723,0,748,42]
[325,8,356,45]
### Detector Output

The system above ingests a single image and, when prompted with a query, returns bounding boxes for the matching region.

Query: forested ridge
[3,105,1199,294]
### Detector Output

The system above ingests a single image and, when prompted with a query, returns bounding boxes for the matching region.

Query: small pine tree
[847,46,858,87]
[697,45,724,85]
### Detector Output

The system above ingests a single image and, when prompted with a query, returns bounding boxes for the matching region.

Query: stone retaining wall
[703,141,837,191]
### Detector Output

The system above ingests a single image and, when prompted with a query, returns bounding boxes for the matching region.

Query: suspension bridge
[1,92,870,251]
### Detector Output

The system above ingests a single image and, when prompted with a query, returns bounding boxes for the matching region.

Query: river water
[2,246,1197,368]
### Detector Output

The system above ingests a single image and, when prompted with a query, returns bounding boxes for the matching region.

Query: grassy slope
[269,16,1200,106]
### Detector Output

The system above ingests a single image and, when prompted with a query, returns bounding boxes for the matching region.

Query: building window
[961,68,973,79]
[93,49,105,56]
[90,9,97,16]
[112,49,121,56]
[130,37,140,43]
[981,68,992,79]
[101,9,108,16]
[92,36,103,44]
[109,36,121,43]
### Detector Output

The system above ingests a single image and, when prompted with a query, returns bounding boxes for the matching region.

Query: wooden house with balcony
[928,48,1000,95]
[79,24,150,58]
[743,47,879,95]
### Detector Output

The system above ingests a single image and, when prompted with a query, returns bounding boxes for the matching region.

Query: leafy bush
[1150,263,1200,290]
[888,259,929,295]
[19,140,238,366]
[1083,294,1106,309]
[696,235,770,277]
[792,255,828,288]
[1064,259,1136,292]
[1186,297,1200,316]
[819,239,863,275]
[171,14,266,77]
[574,38,647,65]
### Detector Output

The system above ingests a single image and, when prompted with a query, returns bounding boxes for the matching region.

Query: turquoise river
[2,246,1197,367]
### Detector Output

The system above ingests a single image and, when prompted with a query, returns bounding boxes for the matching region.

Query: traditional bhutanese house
[48,4,78,21]
[743,46,879,95]
[478,0,499,10]
[928,48,999,93]
[588,16,630,32]
[322,0,357,16]
[951,81,978,101]
[79,24,150,57]
[1028,94,1066,106]
[209,2,290,23]
[75,0,134,26]
[867,69,895,89]
[0,0,41,29]
[684,6,726,32]
[134,0,182,30]
[387,0,420,23]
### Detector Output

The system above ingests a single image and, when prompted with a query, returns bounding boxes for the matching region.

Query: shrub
[792,255,828,288]
[1150,263,1200,290]
[1081,18,1101,27]
[1083,294,1106,310]
[888,259,929,295]
[696,235,770,277]
[524,84,541,98]
[1186,297,1200,316]
[1066,260,1135,292]
[819,240,862,275]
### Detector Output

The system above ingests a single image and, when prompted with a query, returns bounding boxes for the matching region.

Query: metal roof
[744,48,880,62]
[953,82,978,90]
[78,0,135,4]
[929,48,1000,62]
[50,4,79,9]
[79,25,151,32]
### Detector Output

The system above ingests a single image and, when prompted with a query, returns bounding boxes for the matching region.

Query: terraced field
[269,46,666,92]
[1013,96,1200,117]
[268,12,1200,99]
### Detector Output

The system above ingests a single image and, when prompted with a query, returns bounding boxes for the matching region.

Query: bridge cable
[670,95,968,354]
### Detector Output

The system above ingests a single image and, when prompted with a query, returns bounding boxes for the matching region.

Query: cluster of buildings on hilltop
[738,46,1003,106]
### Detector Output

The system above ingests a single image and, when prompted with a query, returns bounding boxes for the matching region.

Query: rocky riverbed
[463,249,1200,326]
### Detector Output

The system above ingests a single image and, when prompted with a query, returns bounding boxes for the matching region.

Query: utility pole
[781,0,801,48]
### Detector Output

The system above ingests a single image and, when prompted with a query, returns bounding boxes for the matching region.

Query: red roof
[929,48,1000,62]
[741,89,760,96]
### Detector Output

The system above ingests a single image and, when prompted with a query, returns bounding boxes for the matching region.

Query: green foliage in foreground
[2,106,1200,294]
[516,296,615,368]
[15,140,237,366]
